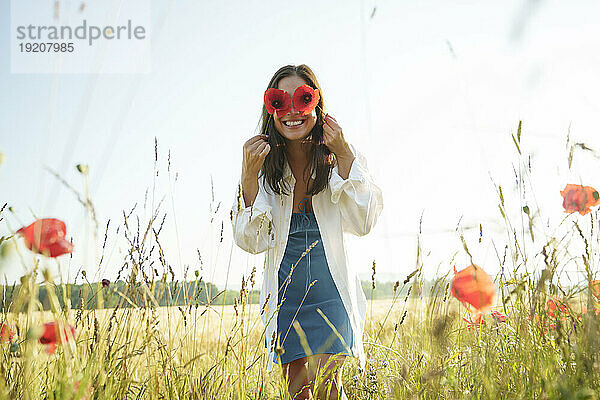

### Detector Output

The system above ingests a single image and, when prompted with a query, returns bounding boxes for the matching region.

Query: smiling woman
[232,64,384,400]
[258,66,330,199]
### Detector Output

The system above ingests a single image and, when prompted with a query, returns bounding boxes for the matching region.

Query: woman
[231,64,383,399]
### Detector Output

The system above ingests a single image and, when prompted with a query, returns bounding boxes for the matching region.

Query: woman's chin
[283,130,310,141]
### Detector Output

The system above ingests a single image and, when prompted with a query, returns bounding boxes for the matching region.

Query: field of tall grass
[2,123,600,399]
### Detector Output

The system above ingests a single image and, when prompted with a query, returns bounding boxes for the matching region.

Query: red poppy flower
[544,322,556,336]
[546,298,568,321]
[560,184,600,216]
[264,88,291,117]
[292,84,320,116]
[39,321,76,354]
[592,280,600,300]
[463,312,485,332]
[1,324,15,342]
[451,264,495,313]
[16,218,74,258]
[491,310,507,323]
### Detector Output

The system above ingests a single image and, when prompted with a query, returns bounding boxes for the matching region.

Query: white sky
[1,0,600,290]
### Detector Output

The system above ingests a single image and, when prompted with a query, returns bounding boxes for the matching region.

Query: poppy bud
[10,341,19,353]
[76,164,89,174]
[0,239,15,258]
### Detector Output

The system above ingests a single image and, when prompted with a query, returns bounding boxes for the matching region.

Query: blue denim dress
[273,198,354,364]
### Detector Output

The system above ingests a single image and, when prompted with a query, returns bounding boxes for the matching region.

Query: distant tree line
[0,279,258,312]
[0,278,444,312]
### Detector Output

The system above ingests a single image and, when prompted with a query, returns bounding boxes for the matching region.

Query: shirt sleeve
[230,175,277,254]
[329,143,384,236]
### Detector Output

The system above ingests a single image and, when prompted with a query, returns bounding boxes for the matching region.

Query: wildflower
[16,218,74,258]
[101,278,110,288]
[264,88,291,116]
[351,375,359,382]
[1,323,15,342]
[39,321,76,354]
[292,84,320,116]
[382,360,390,368]
[560,184,600,216]
[463,312,485,332]
[546,298,568,321]
[591,280,600,300]
[491,310,507,323]
[451,264,495,313]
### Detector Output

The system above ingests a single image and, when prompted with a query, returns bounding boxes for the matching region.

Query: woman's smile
[282,119,306,128]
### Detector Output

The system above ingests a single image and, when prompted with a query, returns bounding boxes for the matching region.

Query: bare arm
[334,142,356,180]
[241,173,259,208]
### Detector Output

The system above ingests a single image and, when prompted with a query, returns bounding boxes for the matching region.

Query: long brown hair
[258,64,336,197]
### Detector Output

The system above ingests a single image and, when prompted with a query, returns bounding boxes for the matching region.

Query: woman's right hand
[240,134,270,208]
[242,134,271,179]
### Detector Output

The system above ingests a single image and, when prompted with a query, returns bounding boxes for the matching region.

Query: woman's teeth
[284,120,304,127]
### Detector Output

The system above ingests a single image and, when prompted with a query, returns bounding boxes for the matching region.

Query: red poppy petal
[46,239,74,258]
[592,280,600,300]
[17,219,71,257]
[0,324,15,343]
[451,264,495,312]
[264,88,292,116]
[39,321,75,347]
[45,343,57,354]
[560,184,600,215]
[277,93,291,117]
[292,85,319,116]
[264,88,278,114]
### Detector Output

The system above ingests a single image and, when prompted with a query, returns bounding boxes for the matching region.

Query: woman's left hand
[322,114,353,159]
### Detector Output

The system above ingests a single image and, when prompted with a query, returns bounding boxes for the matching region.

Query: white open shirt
[230,142,384,373]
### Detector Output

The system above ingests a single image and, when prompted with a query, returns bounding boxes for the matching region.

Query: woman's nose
[288,101,299,115]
